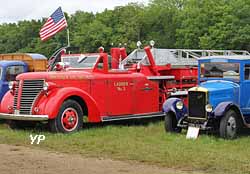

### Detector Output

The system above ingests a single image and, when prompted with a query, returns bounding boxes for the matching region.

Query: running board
[101,112,165,122]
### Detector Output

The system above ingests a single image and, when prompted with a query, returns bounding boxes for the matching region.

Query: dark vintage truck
[0,53,47,101]
[163,54,250,139]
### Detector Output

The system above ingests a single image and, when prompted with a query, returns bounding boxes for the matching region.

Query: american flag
[39,7,68,41]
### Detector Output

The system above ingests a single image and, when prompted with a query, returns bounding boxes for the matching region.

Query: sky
[0,0,148,24]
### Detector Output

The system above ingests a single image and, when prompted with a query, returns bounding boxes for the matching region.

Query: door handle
[142,87,153,91]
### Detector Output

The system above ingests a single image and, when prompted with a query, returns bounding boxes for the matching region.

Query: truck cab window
[245,64,250,80]
[6,66,24,81]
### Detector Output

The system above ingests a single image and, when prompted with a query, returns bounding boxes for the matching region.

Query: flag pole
[67,28,70,47]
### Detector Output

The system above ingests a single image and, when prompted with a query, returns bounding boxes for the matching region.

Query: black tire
[164,112,182,133]
[219,110,241,139]
[49,100,83,133]
[7,120,37,129]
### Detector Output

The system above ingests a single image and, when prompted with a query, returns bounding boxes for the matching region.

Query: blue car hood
[200,80,239,93]
[198,80,239,107]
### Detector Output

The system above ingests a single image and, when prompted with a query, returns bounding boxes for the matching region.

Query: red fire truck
[0,45,199,133]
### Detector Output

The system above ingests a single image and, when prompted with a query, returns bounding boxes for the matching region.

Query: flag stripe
[40,18,54,32]
[39,7,68,41]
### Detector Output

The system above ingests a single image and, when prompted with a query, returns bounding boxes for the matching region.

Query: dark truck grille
[188,91,207,119]
[13,80,44,114]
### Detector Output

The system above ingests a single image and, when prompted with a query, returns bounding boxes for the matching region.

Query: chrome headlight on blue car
[205,104,213,112]
[176,101,184,110]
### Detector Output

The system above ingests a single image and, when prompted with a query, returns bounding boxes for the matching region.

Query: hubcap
[61,107,78,131]
[226,116,237,138]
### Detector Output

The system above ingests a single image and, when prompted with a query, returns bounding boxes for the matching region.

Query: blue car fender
[162,98,187,121]
[213,101,241,117]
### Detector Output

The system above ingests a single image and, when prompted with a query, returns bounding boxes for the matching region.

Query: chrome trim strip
[0,113,48,121]
[101,112,165,122]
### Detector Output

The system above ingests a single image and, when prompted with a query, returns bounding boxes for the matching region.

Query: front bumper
[0,113,48,121]
[177,116,213,131]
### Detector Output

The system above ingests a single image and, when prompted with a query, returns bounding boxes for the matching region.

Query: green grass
[0,119,250,174]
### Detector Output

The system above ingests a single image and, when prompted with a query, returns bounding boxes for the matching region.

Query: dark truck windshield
[62,55,99,69]
[6,65,24,81]
[200,62,240,80]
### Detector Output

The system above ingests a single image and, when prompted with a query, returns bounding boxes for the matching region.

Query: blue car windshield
[200,62,240,80]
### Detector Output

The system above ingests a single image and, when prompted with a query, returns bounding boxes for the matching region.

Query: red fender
[35,87,101,122]
[0,91,14,113]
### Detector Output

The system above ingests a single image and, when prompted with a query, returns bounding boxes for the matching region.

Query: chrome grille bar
[13,81,19,110]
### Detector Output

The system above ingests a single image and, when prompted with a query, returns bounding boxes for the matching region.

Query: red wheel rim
[61,107,78,132]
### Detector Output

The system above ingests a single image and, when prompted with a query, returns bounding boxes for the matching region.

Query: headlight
[176,101,184,110]
[8,81,15,90]
[43,82,49,91]
[205,104,213,112]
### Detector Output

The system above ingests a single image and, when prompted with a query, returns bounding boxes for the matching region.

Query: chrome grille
[14,80,44,114]
[13,81,19,110]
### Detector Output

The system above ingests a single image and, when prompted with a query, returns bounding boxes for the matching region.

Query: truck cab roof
[199,55,250,61]
[0,60,27,67]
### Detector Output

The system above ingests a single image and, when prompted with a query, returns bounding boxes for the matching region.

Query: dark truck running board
[101,112,165,122]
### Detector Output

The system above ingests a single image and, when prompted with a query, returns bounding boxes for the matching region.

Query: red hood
[16,71,94,81]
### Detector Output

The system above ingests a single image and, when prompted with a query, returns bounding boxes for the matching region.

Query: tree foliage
[0,0,250,57]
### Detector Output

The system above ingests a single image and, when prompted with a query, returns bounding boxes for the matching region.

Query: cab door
[133,77,159,114]
[107,76,134,115]
[241,64,250,122]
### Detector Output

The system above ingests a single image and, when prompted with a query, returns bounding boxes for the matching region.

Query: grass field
[0,118,250,174]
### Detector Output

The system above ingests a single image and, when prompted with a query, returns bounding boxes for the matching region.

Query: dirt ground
[0,144,204,174]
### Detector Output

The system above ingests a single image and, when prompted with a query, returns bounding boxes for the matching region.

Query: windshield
[62,55,99,68]
[200,62,240,80]
[6,65,24,81]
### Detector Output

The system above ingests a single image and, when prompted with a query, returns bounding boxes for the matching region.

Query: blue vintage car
[0,61,28,101]
[163,55,250,139]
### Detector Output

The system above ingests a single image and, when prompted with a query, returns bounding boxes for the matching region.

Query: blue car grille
[188,91,207,119]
